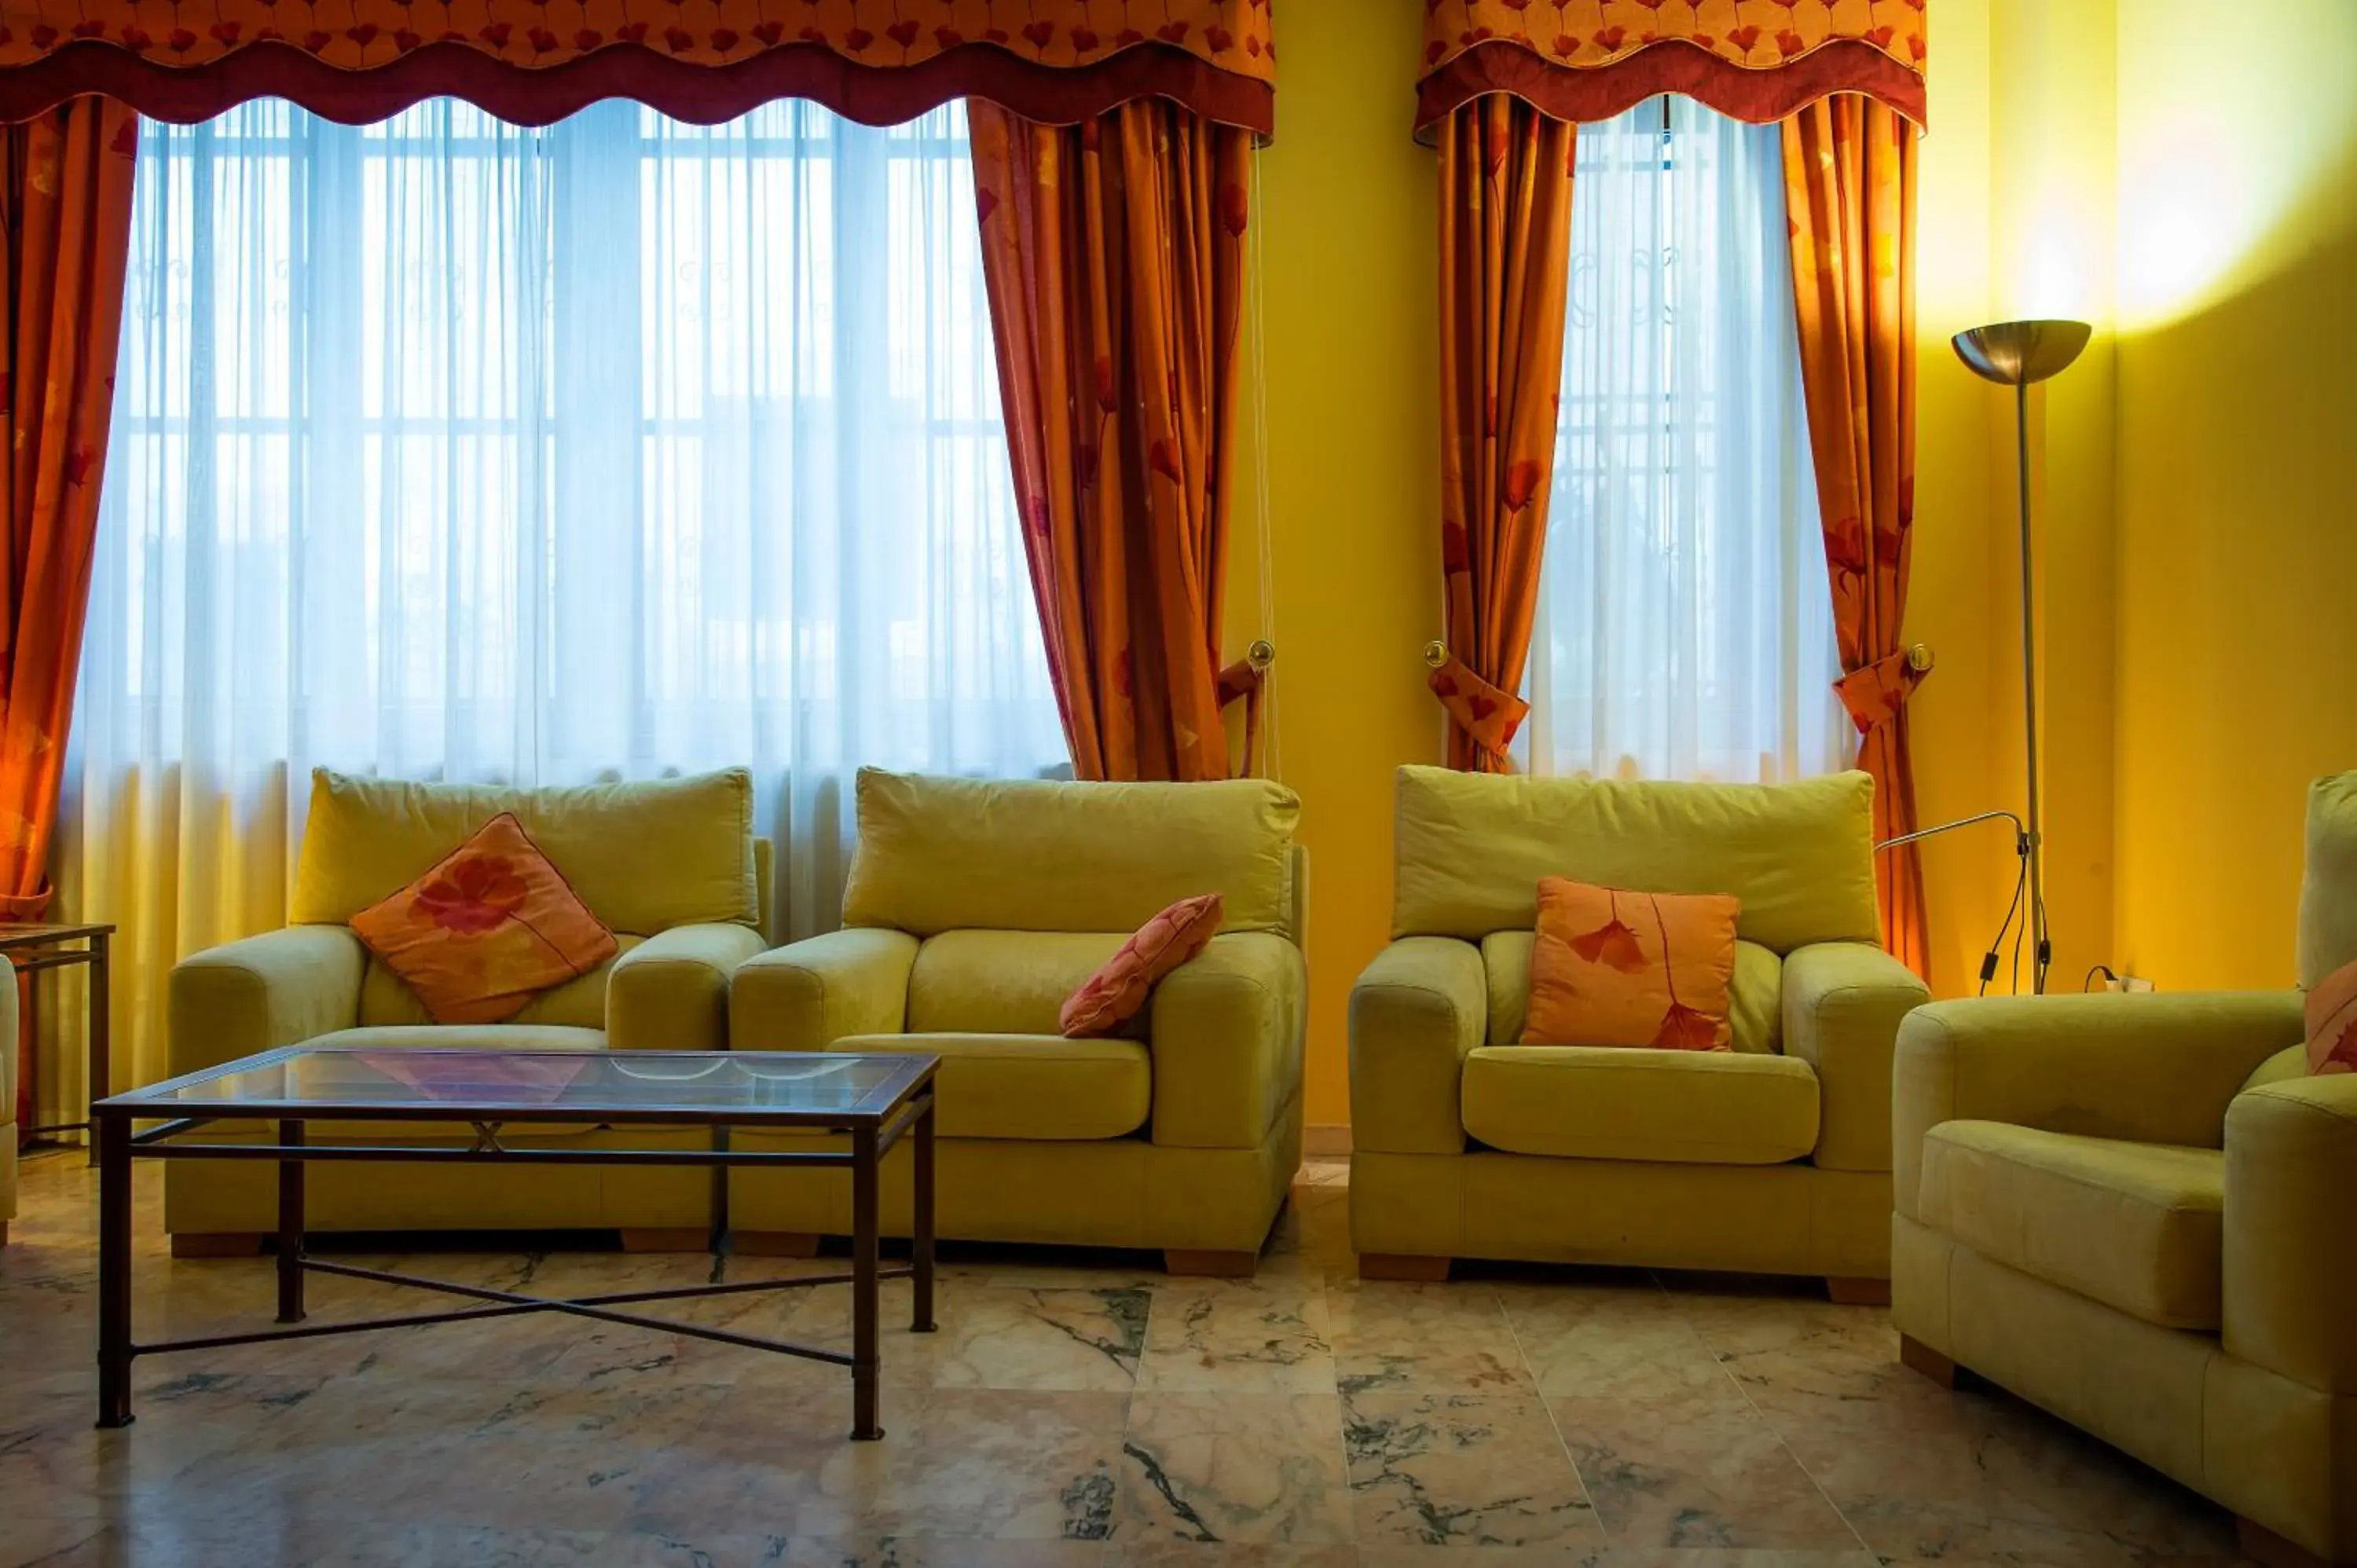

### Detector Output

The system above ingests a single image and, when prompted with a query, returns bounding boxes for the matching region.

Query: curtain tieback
[1216,657,1266,779]
[1428,651,1528,769]
[1834,648,1929,736]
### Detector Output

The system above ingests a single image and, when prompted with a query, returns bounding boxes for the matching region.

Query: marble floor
[1,1150,2253,1568]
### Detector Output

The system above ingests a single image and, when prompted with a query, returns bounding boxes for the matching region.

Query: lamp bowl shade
[1952,319,2093,386]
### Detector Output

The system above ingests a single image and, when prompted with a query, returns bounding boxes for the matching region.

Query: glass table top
[98,1046,933,1123]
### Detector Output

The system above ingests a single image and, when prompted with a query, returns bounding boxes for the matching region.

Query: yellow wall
[1236,0,2015,1128]
[1230,0,1441,1127]
[2110,2,2357,986]
[1238,0,2357,1130]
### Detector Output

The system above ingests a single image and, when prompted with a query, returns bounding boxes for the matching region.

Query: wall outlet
[2121,974,2155,993]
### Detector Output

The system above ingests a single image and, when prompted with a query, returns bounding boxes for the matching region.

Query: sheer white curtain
[1524,95,1846,783]
[59,98,1065,1095]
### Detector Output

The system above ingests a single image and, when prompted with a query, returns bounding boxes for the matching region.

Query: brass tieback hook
[1247,639,1275,672]
[1423,639,1449,669]
[1906,643,1934,674]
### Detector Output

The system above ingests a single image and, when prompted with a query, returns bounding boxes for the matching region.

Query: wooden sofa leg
[618,1227,710,1254]
[1826,1276,1891,1307]
[171,1232,266,1258]
[2238,1516,2333,1568]
[733,1231,823,1259]
[1165,1249,1258,1279]
[1358,1253,1452,1283]
[1900,1334,1960,1389]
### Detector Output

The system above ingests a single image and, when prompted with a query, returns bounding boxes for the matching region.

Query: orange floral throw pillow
[1060,894,1225,1039]
[2307,955,2357,1075]
[1523,877,1742,1051]
[348,813,618,1026]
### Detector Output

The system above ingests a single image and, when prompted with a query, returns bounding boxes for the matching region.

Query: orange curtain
[1783,96,1927,973]
[1431,95,1574,772]
[0,98,138,923]
[970,98,1250,783]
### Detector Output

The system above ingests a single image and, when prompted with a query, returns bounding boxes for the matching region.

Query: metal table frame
[3,922,114,1161]
[92,1048,938,1442]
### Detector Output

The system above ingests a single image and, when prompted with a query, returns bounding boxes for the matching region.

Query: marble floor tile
[1325,1281,1530,1396]
[1548,1383,1867,1553]
[1501,1282,1732,1401]
[1341,1387,1602,1551]
[0,1150,2256,1568]
[1119,1393,1351,1547]
[1137,1281,1336,1394]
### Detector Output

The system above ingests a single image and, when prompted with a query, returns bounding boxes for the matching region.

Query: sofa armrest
[1893,991,2304,1218]
[1349,936,1485,1155]
[729,928,919,1051]
[1149,931,1305,1149]
[607,921,770,1053]
[2225,1074,2357,1395]
[1,959,16,1134]
[169,926,368,1078]
[1783,940,1930,1172]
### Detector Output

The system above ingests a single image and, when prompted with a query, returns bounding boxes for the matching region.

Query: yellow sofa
[1893,775,2357,1568]
[1348,764,1929,1291]
[163,767,770,1251]
[728,768,1307,1276]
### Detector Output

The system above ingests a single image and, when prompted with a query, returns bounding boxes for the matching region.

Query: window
[75,99,1066,961]
[1524,96,1847,783]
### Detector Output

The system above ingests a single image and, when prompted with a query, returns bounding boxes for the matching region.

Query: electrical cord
[2084,963,2120,992]
[1979,843,2028,996]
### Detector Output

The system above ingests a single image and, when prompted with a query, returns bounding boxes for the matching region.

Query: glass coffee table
[90,1045,938,1441]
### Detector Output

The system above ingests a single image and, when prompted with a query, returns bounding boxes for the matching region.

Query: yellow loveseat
[1893,774,2357,1568]
[164,767,770,1251]
[728,768,1307,1275]
[1349,765,1929,1291]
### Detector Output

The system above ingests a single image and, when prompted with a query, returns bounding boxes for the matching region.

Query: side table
[4,923,115,1164]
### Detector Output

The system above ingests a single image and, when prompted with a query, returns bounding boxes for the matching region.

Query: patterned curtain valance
[1417,0,1925,135]
[0,0,1276,132]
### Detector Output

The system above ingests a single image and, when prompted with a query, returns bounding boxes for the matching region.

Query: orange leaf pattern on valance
[1418,0,1925,133]
[0,0,1276,131]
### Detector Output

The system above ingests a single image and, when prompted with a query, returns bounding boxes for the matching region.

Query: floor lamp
[1948,317,2091,994]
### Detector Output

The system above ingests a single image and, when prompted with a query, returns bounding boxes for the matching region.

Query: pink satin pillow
[2308,955,2357,1075]
[1060,894,1225,1039]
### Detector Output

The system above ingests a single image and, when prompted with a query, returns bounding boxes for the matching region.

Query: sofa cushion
[841,768,1300,937]
[828,1031,1150,1141]
[2297,771,2357,989]
[907,931,1130,1035]
[1917,1120,2224,1330]
[1062,895,1225,1038]
[359,934,643,1029]
[1391,765,1878,953]
[1483,932,1783,1054]
[349,813,620,1024]
[1459,1045,1820,1164]
[293,767,757,936]
[1523,878,1739,1050]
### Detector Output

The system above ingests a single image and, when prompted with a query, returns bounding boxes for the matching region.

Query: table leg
[96,1114,134,1428]
[277,1120,306,1324]
[86,933,112,1167]
[709,1123,731,1258]
[851,1123,882,1441]
[911,1094,936,1335]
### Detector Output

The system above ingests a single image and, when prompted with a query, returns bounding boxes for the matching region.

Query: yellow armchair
[1349,765,1930,1291]
[163,768,769,1251]
[1893,772,2357,1567]
[1,958,17,1247]
[727,768,1308,1275]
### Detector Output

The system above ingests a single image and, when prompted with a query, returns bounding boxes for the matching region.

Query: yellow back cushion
[1392,765,1879,954]
[841,768,1302,937]
[2298,771,2357,990]
[292,768,758,935]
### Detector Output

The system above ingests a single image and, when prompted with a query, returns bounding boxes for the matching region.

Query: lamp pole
[1950,318,2091,994]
